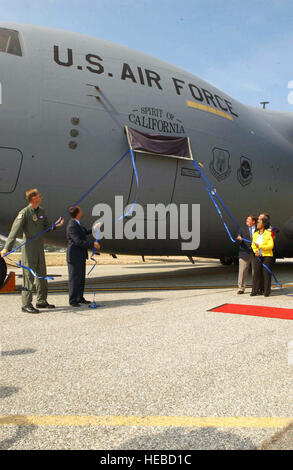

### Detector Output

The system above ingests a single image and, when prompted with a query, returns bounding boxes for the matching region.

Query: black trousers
[68,261,86,304]
[252,256,274,296]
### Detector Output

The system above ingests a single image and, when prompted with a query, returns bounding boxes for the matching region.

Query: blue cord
[191,159,291,295]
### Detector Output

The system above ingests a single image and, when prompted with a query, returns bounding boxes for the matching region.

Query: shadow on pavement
[0,416,36,450]
[1,348,37,357]
[0,386,19,398]
[69,297,163,313]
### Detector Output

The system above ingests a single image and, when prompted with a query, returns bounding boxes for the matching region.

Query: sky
[2,0,293,111]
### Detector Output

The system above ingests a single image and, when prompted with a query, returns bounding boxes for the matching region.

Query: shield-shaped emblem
[209,148,231,181]
[237,156,252,186]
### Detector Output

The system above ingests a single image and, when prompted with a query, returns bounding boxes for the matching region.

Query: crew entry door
[126,126,192,220]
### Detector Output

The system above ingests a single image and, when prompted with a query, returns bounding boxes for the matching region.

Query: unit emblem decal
[209,148,231,181]
[237,157,252,186]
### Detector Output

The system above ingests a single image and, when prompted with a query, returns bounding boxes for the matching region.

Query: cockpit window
[0,28,22,56]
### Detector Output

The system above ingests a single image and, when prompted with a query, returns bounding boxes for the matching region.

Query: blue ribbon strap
[16,260,54,280]
[87,227,100,277]
[192,160,240,228]
[119,148,139,220]
[256,249,288,294]
[3,149,132,282]
[191,158,291,295]
[3,150,131,258]
[87,149,140,307]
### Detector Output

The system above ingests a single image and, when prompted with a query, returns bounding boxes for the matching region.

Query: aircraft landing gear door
[0,147,23,193]
[126,127,192,218]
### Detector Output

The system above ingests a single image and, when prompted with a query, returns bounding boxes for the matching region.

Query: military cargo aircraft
[1,22,293,287]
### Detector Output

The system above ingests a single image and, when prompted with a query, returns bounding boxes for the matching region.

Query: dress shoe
[237,290,244,294]
[78,298,91,304]
[36,301,55,308]
[250,293,257,296]
[70,302,81,307]
[264,293,270,297]
[22,305,40,314]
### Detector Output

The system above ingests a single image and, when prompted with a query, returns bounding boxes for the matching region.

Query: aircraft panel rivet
[71,117,80,125]
[70,129,79,137]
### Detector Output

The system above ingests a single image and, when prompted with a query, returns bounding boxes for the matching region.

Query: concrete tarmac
[1,260,293,450]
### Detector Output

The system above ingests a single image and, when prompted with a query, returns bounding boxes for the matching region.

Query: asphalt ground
[1,260,293,450]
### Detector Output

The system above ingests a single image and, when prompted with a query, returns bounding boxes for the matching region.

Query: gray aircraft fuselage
[1,22,293,259]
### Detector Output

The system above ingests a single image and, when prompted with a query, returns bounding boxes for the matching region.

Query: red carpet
[209,303,293,320]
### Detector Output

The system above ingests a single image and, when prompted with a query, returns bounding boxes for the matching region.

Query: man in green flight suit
[0,188,64,314]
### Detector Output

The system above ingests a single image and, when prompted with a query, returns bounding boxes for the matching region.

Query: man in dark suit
[66,206,100,307]
[236,214,257,294]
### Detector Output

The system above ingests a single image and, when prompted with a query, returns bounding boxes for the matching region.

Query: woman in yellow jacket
[251,216,274,297]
